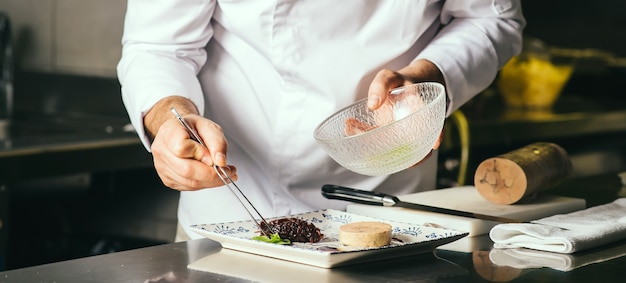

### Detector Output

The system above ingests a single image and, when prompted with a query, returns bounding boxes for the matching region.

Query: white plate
[189,209,468,268]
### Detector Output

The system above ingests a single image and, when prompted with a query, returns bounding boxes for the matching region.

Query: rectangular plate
[189,209,468,268]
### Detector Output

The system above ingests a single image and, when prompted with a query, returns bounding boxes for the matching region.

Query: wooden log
[473,142,572,204]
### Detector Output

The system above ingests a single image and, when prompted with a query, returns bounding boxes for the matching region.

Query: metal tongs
[170,108,276,236]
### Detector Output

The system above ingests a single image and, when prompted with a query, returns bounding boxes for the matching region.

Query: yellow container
[497,37,575,109]
[498,54,574,109]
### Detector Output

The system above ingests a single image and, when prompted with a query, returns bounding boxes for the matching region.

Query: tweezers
[170,107,276,236]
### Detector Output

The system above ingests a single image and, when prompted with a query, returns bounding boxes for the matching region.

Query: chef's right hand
[144,96,237,191]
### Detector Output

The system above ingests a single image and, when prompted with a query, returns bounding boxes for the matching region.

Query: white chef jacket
[118,0,525,239]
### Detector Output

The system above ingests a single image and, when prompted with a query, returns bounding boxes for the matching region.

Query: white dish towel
[490,198,626,254]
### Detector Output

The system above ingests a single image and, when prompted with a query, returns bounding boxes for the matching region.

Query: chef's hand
[367,59,446,166]
[144,96,237,191]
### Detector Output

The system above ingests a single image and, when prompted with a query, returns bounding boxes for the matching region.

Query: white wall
[0,0,125,78]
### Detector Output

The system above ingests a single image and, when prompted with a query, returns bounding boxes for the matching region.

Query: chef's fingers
[150,129,211,190]
[408,129,444,169]
[369,60,445,109]
[156,155,238,191]
[151,118,237,191]
[367,69,406,110]
[180,114,229,167]
[409,150,434,168]
[433,128,444,150]
[344,117,376,136]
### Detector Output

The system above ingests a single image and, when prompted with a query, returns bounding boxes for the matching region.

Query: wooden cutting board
[346,186,586,237]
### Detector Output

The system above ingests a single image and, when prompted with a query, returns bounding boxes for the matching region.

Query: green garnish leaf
[252,233,291,245]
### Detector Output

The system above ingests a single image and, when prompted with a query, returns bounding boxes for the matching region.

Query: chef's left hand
[367,59,447,167]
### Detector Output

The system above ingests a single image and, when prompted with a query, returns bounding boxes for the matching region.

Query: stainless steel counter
[1,233,626,282]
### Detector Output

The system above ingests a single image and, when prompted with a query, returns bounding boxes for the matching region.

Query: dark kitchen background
[0,0,625,271]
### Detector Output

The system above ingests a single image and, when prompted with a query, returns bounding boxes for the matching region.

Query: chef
[117,0,526,241]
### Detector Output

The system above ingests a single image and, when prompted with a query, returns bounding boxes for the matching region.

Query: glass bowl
[313,82,446,176]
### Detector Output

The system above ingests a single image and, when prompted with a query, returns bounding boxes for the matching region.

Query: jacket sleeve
[117,0,217,150]
[417,0,526,116]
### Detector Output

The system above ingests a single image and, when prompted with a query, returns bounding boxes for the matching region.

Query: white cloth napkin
[490,198,626,254]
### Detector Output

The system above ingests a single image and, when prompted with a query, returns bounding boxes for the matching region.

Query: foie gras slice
[339,221,392,247]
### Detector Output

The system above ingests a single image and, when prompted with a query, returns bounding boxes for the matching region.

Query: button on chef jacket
[118,0,525,239]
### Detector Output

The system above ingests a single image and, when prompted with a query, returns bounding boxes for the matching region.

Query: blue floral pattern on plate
[190,209,468,268]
